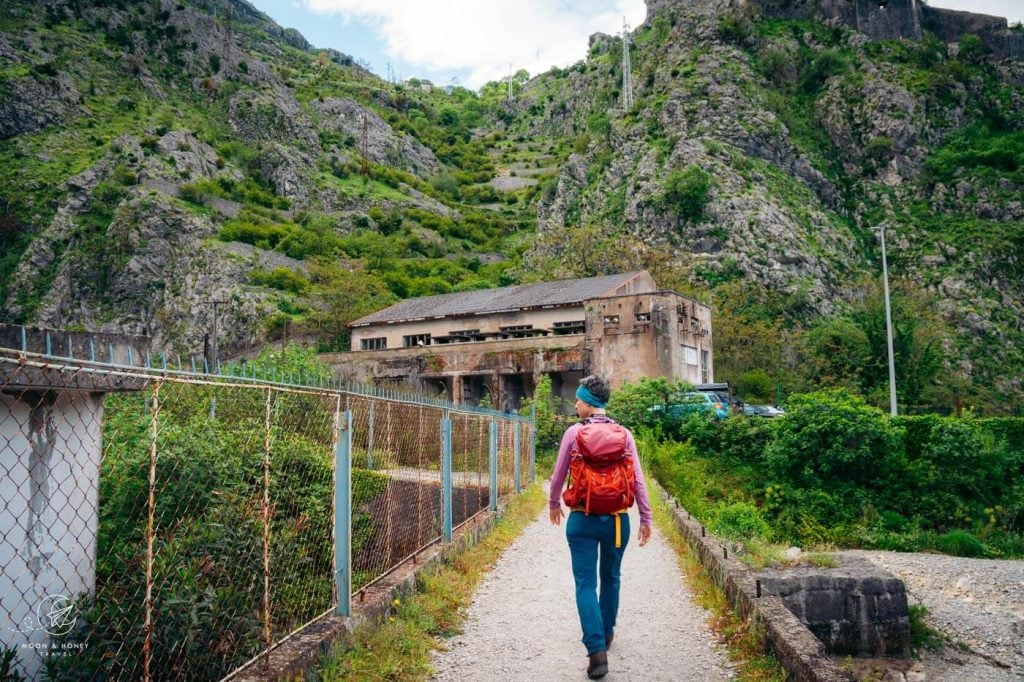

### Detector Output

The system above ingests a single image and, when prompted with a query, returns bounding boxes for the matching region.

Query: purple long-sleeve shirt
[549,415,653,526]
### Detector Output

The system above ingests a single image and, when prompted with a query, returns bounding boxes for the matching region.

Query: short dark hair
[579,375,611,404]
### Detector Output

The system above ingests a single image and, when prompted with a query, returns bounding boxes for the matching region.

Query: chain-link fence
[0,339,534,681]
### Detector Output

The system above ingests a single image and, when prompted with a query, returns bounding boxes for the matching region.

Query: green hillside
[1,0,1021,413]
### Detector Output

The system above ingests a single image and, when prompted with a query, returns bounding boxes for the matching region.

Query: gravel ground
[847,550,1024,680]
[431,490,732,681]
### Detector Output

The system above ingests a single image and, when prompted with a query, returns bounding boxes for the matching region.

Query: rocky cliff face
[507,0,1023,401]
[0,0,475,357]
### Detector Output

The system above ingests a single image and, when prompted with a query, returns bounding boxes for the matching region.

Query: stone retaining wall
[663,492,852,681]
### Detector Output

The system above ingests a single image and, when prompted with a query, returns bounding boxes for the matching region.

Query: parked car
[701,391,744,414]
[742,404,785,418]
[650,392,730,421]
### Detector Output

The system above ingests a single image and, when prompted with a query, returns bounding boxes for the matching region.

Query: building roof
[349,271,652,327]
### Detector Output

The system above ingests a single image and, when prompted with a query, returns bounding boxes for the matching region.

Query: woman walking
[549,375,653,679]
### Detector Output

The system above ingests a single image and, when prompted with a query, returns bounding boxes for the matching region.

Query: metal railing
[0,337,534,681]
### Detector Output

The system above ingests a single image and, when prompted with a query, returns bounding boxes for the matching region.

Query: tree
[800,317,871,390]
[662,165,711,222]
[306,260,396,352]
[847,277,947,412]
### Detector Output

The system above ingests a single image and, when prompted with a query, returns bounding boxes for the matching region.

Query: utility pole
[207,299,228,374]
[874,224,898,416]
[507,61,514,101]
[621,17,634,111]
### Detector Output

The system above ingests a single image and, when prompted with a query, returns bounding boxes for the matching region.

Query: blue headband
[576,385,607,409]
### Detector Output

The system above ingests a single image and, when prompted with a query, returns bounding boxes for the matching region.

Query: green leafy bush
[711,502,771,540]
[935,530,985,557]
[661,165,711,222]
[639,380,1024,555]
[250,267,310,294]
[765,390,903,527]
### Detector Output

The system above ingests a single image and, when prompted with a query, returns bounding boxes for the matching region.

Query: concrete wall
[746,0,1022,59]
[0,391,102,679]
[752,0,921,40]
[586,292,713,388]
[922,6,1023,60]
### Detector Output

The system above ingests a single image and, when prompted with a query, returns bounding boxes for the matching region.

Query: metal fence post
[442,413,453,542]
[489,419,498,511]
[334,409,352,617]
[530,404,537,483]
[367,401,375,469]
[262,388,273,669]
[513,420,521,494]
[143,381,160,682]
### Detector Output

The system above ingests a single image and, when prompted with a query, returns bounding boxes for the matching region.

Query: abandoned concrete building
[321,271,713,412]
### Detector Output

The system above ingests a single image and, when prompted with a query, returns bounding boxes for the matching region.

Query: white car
[742,404,785,418]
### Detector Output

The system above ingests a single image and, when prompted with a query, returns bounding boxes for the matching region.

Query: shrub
[661,165,711,222]
[250,267,310,295]
[735,369,775,403]
[717,12,752,44]
[865,135,894,161]
[517,374,567,452]
[764,390,903,526]
[711,501,771,541]
[608,376,693,431]
[759,48,796,87]
[800,50,848,94]
[935,530,985,557]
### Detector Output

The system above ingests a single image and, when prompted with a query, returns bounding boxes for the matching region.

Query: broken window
[499,324,538,339]
[552,320,585,335]
[683,345,698,365]
[635,312,651,323]
[360,337,387,350]
[448,329,480,343]
[403,333,431,348]
[603,315,620,325]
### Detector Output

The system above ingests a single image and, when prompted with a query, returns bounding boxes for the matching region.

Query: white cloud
[303,0,647,88]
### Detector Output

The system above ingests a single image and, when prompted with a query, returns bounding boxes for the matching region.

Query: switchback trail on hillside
[431,485,732,681]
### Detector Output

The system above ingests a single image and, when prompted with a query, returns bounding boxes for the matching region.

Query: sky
[248,0,1024,91]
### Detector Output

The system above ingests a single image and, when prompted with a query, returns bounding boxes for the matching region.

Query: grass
[307,484,547,681]
[650,491,786,681]
[735,538,840,570]
[908,604,945,657]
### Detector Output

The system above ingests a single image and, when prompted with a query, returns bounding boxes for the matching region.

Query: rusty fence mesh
[0,347,535,680]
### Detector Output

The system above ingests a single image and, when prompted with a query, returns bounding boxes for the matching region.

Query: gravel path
[848,550,1024,680]
[431,489,732,681]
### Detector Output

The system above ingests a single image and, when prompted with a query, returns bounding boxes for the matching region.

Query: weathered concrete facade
[325,274,713,411]
[0,326,149,679]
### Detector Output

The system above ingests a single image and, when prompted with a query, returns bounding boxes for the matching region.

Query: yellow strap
[615,513,621,549]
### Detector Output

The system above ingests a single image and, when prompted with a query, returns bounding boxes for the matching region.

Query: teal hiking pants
[566,510,630,655]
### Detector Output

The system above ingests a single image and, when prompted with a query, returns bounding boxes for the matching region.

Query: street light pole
[874,224,898,416]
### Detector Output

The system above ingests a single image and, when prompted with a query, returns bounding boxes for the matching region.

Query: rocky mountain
[1,0,1021,411]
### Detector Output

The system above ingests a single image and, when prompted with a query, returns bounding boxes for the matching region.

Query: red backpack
[562,421,636,515]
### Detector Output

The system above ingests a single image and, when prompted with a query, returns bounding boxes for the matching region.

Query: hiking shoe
[587,651,609,679]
